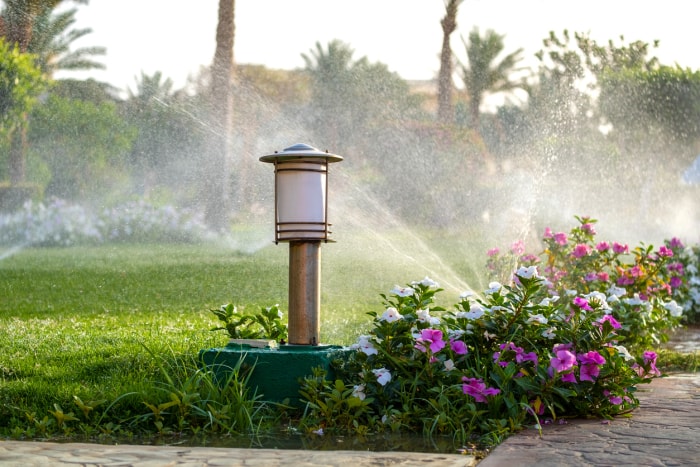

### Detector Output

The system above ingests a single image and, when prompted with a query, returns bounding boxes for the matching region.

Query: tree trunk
[205,0,235,231]
[437,0,460,124]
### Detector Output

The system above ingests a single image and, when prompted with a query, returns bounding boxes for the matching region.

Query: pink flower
[579,364,600,382]
[597,272,610,282]
[550,349,576,372]
[461,377,500,402]
[657,245,673,257]
[598,315,622,329]
[578,351,606,365]
[596,241,610,252]
[450,339,468,355]
[604,390,623,405]
[581,223,596,235]
[553,232,568,246]
[415,329,445,353]
[573,297,593,311]
[612,242,629,254]
[511,240,525,255]
[667,262,684,274]
[572,243,592,258]
[487,247,500,257]
[543,227,553,238]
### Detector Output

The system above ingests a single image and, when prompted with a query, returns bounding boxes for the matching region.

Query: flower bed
[299,217,695,444]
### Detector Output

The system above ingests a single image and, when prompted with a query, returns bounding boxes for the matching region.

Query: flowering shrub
[300,273,657,443]
[671,244,700,324]
[0,198,212,247]
[300,217,691,443]
[486,216,689,350]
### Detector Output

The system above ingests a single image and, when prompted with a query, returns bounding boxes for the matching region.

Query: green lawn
[0,235,488,438]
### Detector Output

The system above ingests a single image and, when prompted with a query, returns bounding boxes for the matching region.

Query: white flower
[459,290,475,301]
[485,282,502,295]
[527,313,548,325]
[664,300,684,317]
[565,289,578,296]
[352,335,378,356]
[613,345,634,361]
[372,367,392,386]
[584,291,611,311]
[539,296,559,306]
[541,327,557,339]
[413,276,439,288]
[352,384,366,400]
[607,285,627,298]
[391,285,415,297]
[444,359,455,372]
[312,428,324,436]
[379,307,403,323]
[516,265,539,279]
[416,308,440,325]
[381,414,389,424]
[623,293,645,306]
[464,304,486,320]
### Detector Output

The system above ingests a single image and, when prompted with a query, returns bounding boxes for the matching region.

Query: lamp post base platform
[199,344,354,407]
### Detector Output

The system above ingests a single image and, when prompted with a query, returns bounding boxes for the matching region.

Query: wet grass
[0,238,486,441]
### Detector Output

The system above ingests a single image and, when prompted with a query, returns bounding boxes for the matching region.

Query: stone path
[480,373,700,467]
[1,373,698,466]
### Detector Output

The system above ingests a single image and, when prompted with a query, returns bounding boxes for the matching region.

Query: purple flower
[579,364,600,382]
[450,339,468,355]
[670,276,683,289]
[461,377,500,403]
[415,329,446,353]
[550,349,576,372]
[516,351,539,366]
[668,237,684,249]
[561,372,577,383]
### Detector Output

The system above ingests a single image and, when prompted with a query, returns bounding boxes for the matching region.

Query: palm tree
[29,6,105,76]
[437,0,462,124]
[204,0,235,231]
[459,28,524,131]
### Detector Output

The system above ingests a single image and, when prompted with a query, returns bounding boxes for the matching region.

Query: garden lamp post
[260,143,343,345]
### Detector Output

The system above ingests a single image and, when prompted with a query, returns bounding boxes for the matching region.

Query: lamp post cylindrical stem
[288,241,321,345]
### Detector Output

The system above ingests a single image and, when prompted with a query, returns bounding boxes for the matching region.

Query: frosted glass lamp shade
[260,143,342,243]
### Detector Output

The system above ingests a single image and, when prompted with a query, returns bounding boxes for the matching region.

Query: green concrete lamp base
[199,342,354,407]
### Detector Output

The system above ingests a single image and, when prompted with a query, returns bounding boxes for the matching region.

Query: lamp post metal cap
[259,143,343,163]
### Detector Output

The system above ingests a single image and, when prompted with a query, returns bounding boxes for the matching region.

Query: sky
[57,0,698,94]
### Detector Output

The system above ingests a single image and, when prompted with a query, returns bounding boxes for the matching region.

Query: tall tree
[437,0,462,124]
[459,28,523,131]
[204,0,235,231]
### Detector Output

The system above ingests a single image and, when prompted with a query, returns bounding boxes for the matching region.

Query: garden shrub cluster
[0,197,212,247]
[299,217,695,443]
